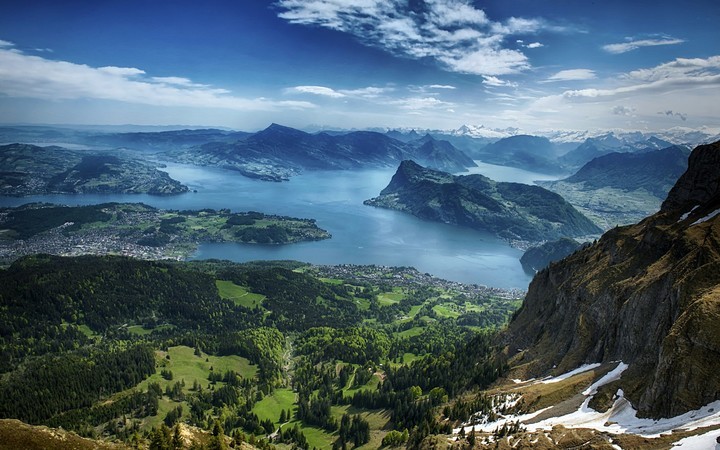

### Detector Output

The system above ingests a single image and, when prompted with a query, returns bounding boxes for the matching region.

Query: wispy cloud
[427,84,456,90]
[390,96,454,111]
[482,76,517,87]
[518,55,720,130]
[286,85,393,98]
[0,45,314,111]
[545,69,596,82]
[275,0,561,76]
[602,36,684,54]
[561,56,720,99]
[286,85,346,98]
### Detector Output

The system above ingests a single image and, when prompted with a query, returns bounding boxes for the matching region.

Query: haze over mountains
[2,123,716,182]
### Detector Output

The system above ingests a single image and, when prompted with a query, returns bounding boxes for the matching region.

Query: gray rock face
[662,141,720,211]
[503,140,720,419]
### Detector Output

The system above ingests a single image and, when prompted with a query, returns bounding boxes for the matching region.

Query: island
[0,202,331,263]
[0,143,188,196]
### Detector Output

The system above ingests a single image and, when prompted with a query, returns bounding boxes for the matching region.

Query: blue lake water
[0,161,558,289]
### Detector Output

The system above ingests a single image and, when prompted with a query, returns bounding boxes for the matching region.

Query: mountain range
[503,140,720,418]
[538,146,692,229]
[165,124,477,181]
[364,160,601,243]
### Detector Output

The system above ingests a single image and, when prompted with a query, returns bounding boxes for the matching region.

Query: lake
[0,161,560,289]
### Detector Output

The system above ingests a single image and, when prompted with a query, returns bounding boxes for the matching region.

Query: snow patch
[540,363,601,384]
[671,428,720,448]
[456,361,720,441]
[692,208,720,226]
[679,205,699,222]
[582,362,627,396]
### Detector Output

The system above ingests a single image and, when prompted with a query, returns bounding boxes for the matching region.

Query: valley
[0,125,718,450]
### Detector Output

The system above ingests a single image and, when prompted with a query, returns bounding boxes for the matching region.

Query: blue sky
[0,0,718,132]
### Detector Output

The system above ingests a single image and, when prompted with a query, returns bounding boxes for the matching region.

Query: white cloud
[603,37,684,54]
[340,86,393,97]
[545,69,596,82]
[151,76,210,88]
[526,42,543,49]
[428,84,456,90]
[0,39,14,48]
[514,55,720,131]
[482,76,517,87]
[625,56,720,82]
[286,85,393,99]
[275,0,562,76]
[0,46,315,111]
[440,48,529,76]
[390,96,454,110]
[287,85,346,98]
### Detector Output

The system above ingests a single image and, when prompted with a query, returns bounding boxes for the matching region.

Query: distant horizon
[2,121,719,141]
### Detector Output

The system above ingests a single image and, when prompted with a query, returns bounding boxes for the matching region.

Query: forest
[0,255,521,449]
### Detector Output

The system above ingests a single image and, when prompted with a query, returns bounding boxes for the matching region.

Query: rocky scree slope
[503,140,720,419]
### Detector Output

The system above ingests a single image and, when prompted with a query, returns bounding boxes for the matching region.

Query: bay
[0,162,560,289]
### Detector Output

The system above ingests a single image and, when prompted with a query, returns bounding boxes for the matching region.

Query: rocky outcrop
[365,160,601,242]
[503,141,720,418]
[662,141,720,211]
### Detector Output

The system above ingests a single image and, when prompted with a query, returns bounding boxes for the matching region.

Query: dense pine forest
[0,255,520,449]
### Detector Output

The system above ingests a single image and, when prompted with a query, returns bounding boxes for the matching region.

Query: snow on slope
[456,362,720,440]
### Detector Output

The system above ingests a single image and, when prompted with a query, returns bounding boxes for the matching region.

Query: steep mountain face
[503,141,720,418]
[561,145,690,197]
[364,160,601,242]
[168,124,476,180]
[474,135,562,174]
[519,237,582,274]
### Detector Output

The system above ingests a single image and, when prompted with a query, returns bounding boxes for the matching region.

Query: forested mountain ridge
[364,160,601,243]
[555,145,690,198]
[0,255,521,448]
[166,123,477,181]
[503,140,720,418]
[0,143,187,196]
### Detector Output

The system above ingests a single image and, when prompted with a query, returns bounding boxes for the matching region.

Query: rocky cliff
[503,141,720,418]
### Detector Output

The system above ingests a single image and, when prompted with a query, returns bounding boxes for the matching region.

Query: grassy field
[432,303,462,318]
[252,388,297,425]
[377,289,405,306]
[343,373,382,397]
[135,346,257,428]
[396,326,424,338]
[216,280,266,308]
